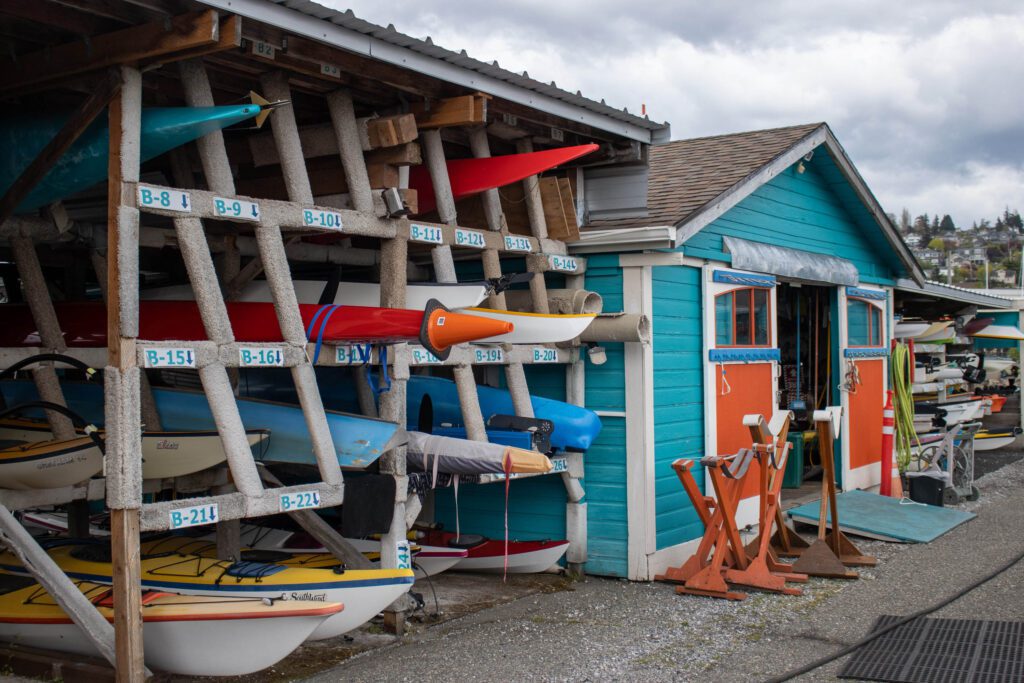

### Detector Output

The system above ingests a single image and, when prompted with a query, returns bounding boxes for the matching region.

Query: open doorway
[776,282,836,499]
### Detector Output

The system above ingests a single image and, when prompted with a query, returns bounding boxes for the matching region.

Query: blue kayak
[239,370,602,452]
[0,104,267,213]
[0,381,403,469]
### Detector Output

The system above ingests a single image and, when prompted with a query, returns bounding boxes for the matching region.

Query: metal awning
[895,279,1014,309]
[722,235,859,286]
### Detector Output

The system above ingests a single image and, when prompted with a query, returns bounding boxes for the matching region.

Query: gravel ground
[308,449,1024,683]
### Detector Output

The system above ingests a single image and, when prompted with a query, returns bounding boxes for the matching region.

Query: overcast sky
[325,1,1023,228]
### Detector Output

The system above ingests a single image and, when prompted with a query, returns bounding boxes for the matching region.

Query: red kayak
[1,299,512,360]
[409,143,598,214]
[418,530,569,574]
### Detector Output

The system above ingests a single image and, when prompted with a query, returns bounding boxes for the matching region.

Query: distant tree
[939,214,956,232]
[979,219,992,230]
[996,216,1006,231]
[931,215,941,232]
[1005,208,1023,230]
[914,214,930,231]
[900,208,912,233]
[928,237,946,250]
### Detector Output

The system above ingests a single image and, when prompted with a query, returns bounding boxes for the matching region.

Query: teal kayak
[0,104,266,213]
[0,380,404,469]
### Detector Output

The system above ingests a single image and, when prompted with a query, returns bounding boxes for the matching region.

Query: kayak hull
[420,533,569,574]
[0,438,102,490]
[456,308,596,344]
[0,381,402,469]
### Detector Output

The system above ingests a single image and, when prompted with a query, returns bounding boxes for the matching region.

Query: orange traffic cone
[880,391,903,498]
[420,299,513,358]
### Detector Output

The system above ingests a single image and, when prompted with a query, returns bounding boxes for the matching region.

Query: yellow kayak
[0,574,340,675]
[0,538,412,641]
[0,436,102,490]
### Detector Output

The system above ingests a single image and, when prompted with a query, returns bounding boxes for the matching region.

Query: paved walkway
[306,451,1024,682]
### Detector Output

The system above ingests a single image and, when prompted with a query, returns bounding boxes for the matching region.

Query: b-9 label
[213,196,261,222]
[138,186,191,213]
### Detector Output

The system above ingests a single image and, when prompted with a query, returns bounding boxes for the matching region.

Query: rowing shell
[456,308,596,344]
[0,437,102,490]
[0,418,268,480]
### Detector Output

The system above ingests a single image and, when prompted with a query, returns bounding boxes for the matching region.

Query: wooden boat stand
[789,407,876,579]
[657,412,807,600]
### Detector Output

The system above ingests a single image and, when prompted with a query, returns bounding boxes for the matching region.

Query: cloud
[321,1,1024,224]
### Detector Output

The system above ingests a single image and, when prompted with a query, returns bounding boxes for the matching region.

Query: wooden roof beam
[0,9,222,96]
[411,94,488,129]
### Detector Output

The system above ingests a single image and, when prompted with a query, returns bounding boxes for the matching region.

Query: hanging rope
[839,359,861,394]
[718,362,732,395]
[890,342,920,473]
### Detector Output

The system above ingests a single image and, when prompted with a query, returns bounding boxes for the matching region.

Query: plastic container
[783,432,805,489]
[907,470,948,506]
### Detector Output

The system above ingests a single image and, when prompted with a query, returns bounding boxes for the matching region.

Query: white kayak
[0,418,268,480]
[144,279,490,310]
[894,321,932,339]
[0,437,103,490]
[913,400,986,433]
[974,429,1022,451]
[455,308,597,344]
[0,576,339,676]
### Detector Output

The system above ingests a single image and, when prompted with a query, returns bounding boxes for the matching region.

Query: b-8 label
[532,347,558,363]
[138,186,191,213]
[549,255,578,272]
[169,503,218,530]
[504,235,532,252]
[279,490,321,512]
[303,209,343,231]
[143,348,195,369]
[239,347,284,367]
[410,224,443,244]
[455,228,486,249]
[213,196,261,222]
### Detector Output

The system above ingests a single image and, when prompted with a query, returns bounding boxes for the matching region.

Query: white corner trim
[845,462,881,491]
[623,264,655,580]
[618,252,708,268]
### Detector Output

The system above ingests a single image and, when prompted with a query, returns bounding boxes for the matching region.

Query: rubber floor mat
[840,615,1024,682]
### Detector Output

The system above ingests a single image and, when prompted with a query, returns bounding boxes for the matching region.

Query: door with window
[839,286,889,490]
[703,267,779,521]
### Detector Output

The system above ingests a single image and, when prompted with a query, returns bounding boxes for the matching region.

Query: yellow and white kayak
[0,418,269,479]
[0,436,103,490]
[455,308,596,344]
[0,538,412,642]
[0,574,340,676]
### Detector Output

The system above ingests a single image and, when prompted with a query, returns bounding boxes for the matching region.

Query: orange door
[847,359,885,471]
[715,363,775,498]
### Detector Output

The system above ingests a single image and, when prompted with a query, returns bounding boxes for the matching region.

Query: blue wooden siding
[681,156,900,285]
[582,254,629,577]
[652,265,707,549]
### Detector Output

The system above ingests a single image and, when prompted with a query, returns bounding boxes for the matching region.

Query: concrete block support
[327,89,374,215]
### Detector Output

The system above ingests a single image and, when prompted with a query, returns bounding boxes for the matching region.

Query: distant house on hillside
[903,233,923,248]
[992,269,1018,286]
[913,248,943,265]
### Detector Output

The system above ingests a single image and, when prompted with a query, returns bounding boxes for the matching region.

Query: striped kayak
[0,104,273,214]
[455,307,596,344]
[0,574,339,676]
[418,530,569,574]
[0,380,403,469]
[0,300,512,359]
[0,538,413,641]
[0,417,268,480]
[0,436,102,490]
[144,279,491,310]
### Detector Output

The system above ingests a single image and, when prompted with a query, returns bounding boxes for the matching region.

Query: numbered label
[550,457,568,474]
[336,345,372,365]
[410,223,444,244]
[143,348,196,369]
[279,490,321,512]
[213,196,261,222]
[239,347,284,367]
[455,228,487,249]
[532,347,558,363]
[137,185,191,213]
[321,63,341,78]
[302,209,343,231]
[504,235,531,252]
[169,503,218,530]
[396,540,412,570]
[473,347,505,364]
[548,255,578,272]
[411,347,444,365]
[250,40,275,59]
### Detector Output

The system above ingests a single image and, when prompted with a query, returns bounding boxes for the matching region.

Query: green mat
[787,489,975,543]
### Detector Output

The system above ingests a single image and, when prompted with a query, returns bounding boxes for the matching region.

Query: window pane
[847,299,870,346]
[735,290,752,344]
[715,293,733,345]
[753,288,769,345]
[871,307,883,346]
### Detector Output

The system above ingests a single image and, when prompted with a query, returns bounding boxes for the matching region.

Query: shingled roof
[586,122,825,230]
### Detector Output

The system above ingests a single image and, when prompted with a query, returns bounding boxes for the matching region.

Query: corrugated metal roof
[197,0,669,143]
[896,278,1014,308]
